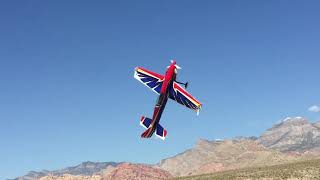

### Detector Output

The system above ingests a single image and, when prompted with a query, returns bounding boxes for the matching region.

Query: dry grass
[172,159,320,180]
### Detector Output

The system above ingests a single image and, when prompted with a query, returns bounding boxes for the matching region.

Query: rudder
[141,127,153,138]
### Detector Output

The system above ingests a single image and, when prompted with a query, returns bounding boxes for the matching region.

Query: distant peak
[82,161,94,164]
[283,117,291,122]
[276,117,309,125]
[196,138,211,144]
[195,138,215,148]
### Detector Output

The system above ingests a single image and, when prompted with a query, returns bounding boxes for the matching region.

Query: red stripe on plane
[137,67,164,80]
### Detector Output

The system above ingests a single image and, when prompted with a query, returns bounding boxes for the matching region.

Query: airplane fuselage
[143,62,177,138]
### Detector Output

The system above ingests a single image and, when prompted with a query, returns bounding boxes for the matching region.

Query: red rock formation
[103,163,172,180]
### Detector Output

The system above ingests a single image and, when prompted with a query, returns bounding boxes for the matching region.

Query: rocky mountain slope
[158,138,305,176]
[103,163,172,180]
[35,163,172,180]
[258,117,320,152]
[14,162,119,180]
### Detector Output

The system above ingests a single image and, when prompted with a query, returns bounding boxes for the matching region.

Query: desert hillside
[159,138,314,177]
[172,158,320,180]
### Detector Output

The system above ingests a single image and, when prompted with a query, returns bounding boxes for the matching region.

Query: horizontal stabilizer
[156,123,167,140]
[140,116,152,129]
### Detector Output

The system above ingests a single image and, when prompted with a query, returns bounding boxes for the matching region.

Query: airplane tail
[139,116,167,140]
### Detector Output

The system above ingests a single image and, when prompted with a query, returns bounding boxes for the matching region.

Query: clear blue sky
[1,1,320,179]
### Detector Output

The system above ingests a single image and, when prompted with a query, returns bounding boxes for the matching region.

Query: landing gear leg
[175,81,188,89]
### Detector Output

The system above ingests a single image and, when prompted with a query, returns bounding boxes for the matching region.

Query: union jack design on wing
[169,82,202,112]
[134,67,164,94]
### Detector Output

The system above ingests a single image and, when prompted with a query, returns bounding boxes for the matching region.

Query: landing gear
[176,81,189,89]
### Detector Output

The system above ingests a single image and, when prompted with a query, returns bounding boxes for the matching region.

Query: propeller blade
[175,64,181,69]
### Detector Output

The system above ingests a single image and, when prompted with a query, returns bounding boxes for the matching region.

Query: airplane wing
[168,82,202,113]
[134,67,164,94]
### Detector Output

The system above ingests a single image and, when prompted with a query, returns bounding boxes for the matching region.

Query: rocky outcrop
[103,163,172,180]
[258,117,320,152]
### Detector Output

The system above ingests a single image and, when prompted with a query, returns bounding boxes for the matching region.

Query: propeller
[170,60,181,69]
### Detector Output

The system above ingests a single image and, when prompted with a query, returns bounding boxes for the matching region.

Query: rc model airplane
[134,60,202,140]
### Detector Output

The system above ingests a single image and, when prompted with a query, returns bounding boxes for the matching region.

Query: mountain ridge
[13,161,120,180]
[258,117,320,152]
[13,117,320,180]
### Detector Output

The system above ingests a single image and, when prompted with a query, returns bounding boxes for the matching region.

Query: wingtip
[196,105,202,116]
